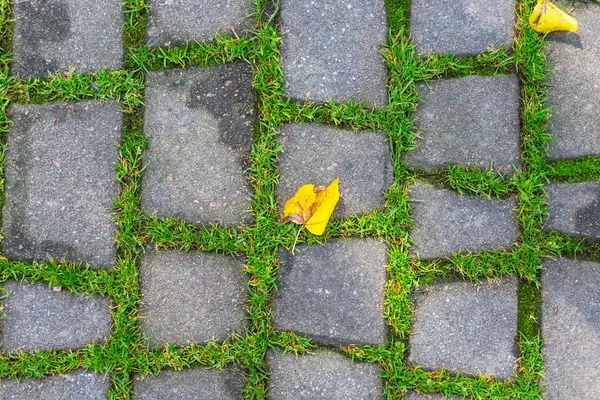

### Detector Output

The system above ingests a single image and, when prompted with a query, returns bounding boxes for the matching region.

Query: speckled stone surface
[141,64,255,226]
[3,101,121,268]
[12,0,123,77]
[408,278,518,379]
[280,0,388,105]
[0,369,110,399]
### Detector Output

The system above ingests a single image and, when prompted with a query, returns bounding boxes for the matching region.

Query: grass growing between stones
[0,0,595,398]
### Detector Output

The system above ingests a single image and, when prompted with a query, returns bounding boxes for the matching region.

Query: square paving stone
[545,181,600,243]
[280,0,388,105]
[146,0,255,48]
[541,257,600,400]
[277,123,393,218]
[268,350,383,399]
[409,181,518,260]
[403,76,521,175]
[546,5,600,161]
[3,101,122,268]
[0,369,109,399]
[139,250,248,347]
[133,366,245,399]
[141,65,255,226]
[408,278,518,379]
[410,0,516,56]
[0,281,112,353]
[12,0,123,78]
[274,239,387,346]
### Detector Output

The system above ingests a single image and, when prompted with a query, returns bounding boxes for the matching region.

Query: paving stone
[408,181,518,260]
[146,0,255,48]
[277,123,393,218]
[3,101,121,268]
[408,278,518,379]
[545,181,600,243]
[403,76,521,175]
[268,350,383,399]
[410,0,516,56]
[12,0,123,78]
[141,65,254,226]
[274,239,387,346]
[280,0,388,105]
[0,281,112,353]
[546,4,600,161]
[133,366,245,400]
[405,392,460,400]
[139,250,248,347]
[0,369,109,399]
[541,257,600,400]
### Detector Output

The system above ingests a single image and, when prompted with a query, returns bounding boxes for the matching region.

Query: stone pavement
[1,0,599,399]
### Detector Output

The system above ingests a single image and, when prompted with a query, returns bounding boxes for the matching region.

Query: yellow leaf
[282,184,317,225]
[529,0,578,34]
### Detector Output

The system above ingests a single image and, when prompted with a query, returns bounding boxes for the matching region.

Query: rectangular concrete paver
[139,250,248,347]
[403,76,521,175]
[141,64,255,226]
[541,257,600,400]
[0,281,112,353]
[408,278,518,379]
[268,350,383,399]
[0,369,109,399]
[12,0,123,78]
[409,181,518,260]
[3,101,121,268]
[280,0,388,105]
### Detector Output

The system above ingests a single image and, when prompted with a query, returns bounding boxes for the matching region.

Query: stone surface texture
[403,76,521,175]
[545,181,600,243]
[12,0,123,78]
[277,124,393,218]
[268,350,383,399]
[0,369,109,399]
[410,0,516,56]
[0,281,112,353]
[146,0,255,48]
[408,278,518,379]
[3,101,121,268]
[274,239,387,346]
[139,250,247,346]
[409,182,518,260]
[280,0,388,105]
[133,366,245,399]
[541,257,600,400]
[142,65,255,226]
[546,4,600,161]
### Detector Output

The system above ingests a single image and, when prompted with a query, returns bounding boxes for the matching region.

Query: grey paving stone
[141,65,254,226]
[277,124,393,218]
[12,0,123,78]
[0,369,109,399]
[274,239,387,346]
[403,76,521,175]
[139,250,248,347]
[408,278,518,379]
[0,281,112,353]
[3,101,121,268]
[545,181,600,243]
[541,257,600,400]
[280,0,388,105]
[546,4,600,161]
[146,0,255,48]
[410,0,516,56]
[408,181,518,260]
[405,392,460,400]
[133,366,245,400]
[268,350,383,399]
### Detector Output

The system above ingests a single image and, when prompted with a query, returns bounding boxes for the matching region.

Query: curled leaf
[283,178,340,235]
[529,0,578,34]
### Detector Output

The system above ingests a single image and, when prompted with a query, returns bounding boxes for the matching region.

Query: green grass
[0,0,597,398]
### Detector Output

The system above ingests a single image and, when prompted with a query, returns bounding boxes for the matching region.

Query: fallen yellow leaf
[283,178,340,235]
[529,0,578,34]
